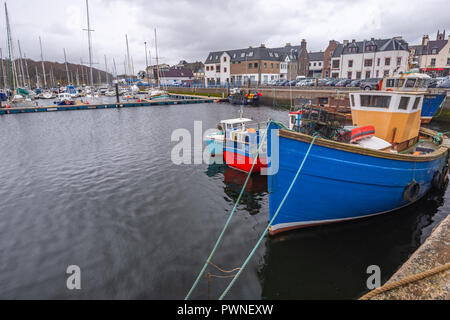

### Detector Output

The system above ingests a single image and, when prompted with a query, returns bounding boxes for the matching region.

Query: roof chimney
[285,42,291,47]
[352,39,356,43]
[249,46,253,49]
[260,44,265,48]
[422,35,429,46]
[301,39,307,48]
[343,40,349,46]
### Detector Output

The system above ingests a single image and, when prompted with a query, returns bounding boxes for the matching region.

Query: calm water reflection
[0,102,448,300]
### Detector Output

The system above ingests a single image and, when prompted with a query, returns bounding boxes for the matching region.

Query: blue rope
[219,135,318,300]
[185,122,273,300]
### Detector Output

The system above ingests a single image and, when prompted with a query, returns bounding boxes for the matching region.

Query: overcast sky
[2,0,449,74]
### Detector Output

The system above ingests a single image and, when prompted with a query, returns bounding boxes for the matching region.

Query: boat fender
[432,171,443,190]
[403,181,420,202]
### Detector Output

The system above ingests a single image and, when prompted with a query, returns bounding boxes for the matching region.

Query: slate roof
[309,51,324,61]
[419,40,448,55]
[340,38,409,55]
[160,68,194,78]
[205,44,306,64]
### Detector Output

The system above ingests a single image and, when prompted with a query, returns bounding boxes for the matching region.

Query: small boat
[206,116,253,157]
[380,72,447,124]
[148,88,168,100]
[54,93,75,106]
[40,90,55,99]
[267,82,449,235]
[228,88,262,106]
[221,115,268,173]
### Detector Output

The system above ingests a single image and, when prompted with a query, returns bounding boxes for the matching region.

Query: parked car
[286,80,298,86]
[347,79,362,88]
[317,79,329,87]
[428,79,441,88]
[324,79,340,86]
[275,79,288,86]
[360,78,382,90]
[437,79,450,88]
[335,79,352,87]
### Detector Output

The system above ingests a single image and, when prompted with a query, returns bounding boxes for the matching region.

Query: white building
[330,37,410,79]
[205,52,231,85]
[308,52,324,78]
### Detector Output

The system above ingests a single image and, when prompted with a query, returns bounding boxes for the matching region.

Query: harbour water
[0,102,448,300]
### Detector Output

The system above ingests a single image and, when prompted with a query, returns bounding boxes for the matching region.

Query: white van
[296,76,306,81]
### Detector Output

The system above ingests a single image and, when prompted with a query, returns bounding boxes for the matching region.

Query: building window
[447,58,450,65]
[206,66,209,71]
[348,60,353,68]
[319,62,322,66]
[249,63,253,68]
[216,65,220,73]
[264,63,267,68]
[431,48,437,54]
[276,64,279,68]
[224,67,227,73]
[332,60,340,68]
[347,72,352,79]
[271,63,274,68]
[384,70,390,76]
[365,71,371,79]
[397,57,402,66]
[431,58,436,66]
[224,57,227,62]
[385,58,391,66]
[377,58,380,66]
[356,72,362,79]
[210,66,214,71]
[254,63,258,68]
[364,59,373,67]
[376,70,379,77]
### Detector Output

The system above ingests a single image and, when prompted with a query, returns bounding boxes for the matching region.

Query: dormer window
[366,45,376,52]
[248,52,254,57]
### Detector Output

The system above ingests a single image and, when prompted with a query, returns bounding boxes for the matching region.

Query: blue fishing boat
[267,74,449,235]
[421,94,446,123]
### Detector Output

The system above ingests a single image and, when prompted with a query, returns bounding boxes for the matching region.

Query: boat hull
[224,150,266,174]
[206,138,224,156]
[267,128,448,235]
[421,94,446,123]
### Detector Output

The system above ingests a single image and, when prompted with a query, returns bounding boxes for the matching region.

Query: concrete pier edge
[367,214,450,300]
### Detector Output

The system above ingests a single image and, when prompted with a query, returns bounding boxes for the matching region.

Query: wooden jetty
[0,94,228,116]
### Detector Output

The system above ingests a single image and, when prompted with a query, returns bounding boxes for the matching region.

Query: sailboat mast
[85,0,94,87]
[113,58,117,82]
[24,53,31,88]
[0,48,6,90]
[104,55,109,84]
[35,66,40,88]
[125,34,131,84]
[64,48,70,85]
[39,36,47,88]
[5,2,18,92]
[17,40,26,87]
[154,28,161,88]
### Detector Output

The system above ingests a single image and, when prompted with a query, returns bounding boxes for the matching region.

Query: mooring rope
[218,135,318,300]
[185,121,273,300]
[359,263,450,300]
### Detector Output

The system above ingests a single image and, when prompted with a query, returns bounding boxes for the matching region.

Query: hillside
[0,58,113,88]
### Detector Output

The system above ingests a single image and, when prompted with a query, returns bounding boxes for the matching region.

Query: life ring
[403,181,420,202]
[386,88,393,92]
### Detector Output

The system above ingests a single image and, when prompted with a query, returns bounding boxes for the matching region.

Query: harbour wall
[167,86,450,113]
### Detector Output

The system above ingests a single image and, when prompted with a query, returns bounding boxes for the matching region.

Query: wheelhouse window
[398,97,410,110]
[360,95,391,108]
[405,78,416,88]
[413,97,421,110]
